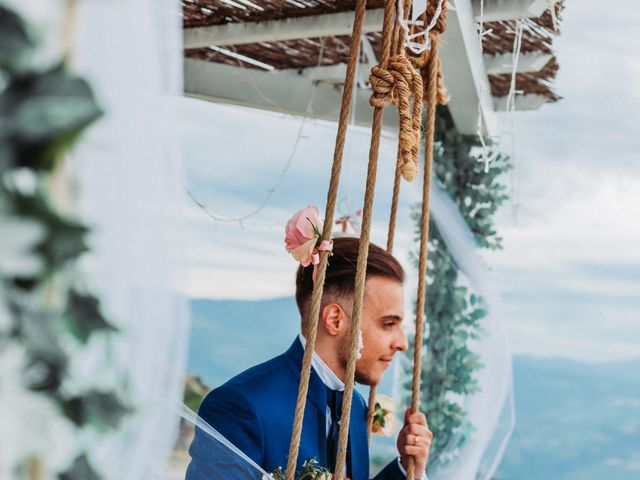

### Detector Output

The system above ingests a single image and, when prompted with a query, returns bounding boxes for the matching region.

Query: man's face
[338,276,408,386]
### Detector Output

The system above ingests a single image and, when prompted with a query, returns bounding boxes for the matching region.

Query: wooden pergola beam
[183,58,401,128]
[494,93,549,111]
[183,1,558,136]
[472,0,561,22]
[284,50,552,84]
[184,9,385,49]
[184,1,561,50]
[484,51,553,75]
[439,0,497,135]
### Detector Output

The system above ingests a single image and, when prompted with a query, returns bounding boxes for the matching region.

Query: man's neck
[298,334,345,391]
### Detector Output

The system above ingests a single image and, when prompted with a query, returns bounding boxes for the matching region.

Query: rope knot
[369,55,424,181]
[369,65,396,107]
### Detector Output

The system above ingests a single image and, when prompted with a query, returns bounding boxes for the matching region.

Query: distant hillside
[496,356,640,480]
[187,298,640,479]
[188,297,396,397]
[188,297,299,388]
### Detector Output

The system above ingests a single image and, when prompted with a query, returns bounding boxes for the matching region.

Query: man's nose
[393,329,409,352]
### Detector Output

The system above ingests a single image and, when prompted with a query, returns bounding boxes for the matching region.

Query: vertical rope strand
[283,1,369,478]
[366,152,401,438]
[406,35,441,480]
[368,0,418,438]
[332,1,398,478]
[386,158,403,255]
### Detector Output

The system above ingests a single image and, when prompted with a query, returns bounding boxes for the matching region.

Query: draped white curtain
[71,0,189,478]
[424,180,515,480]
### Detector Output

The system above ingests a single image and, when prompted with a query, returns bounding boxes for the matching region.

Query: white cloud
[485,148,640,362]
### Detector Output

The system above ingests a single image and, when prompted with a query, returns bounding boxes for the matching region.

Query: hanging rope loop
[368,55,424,181]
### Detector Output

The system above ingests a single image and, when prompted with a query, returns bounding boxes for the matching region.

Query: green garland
[403,107,511,469]
[0,6,129,478]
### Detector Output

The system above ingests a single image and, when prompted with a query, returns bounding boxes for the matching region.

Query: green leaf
[0,64,102,170]
[19,310,69,392]
[64,290,118,343]
[12,190,88,270]
[270,467,285,480]
[61,390,131,430]
[25,349,68,393]
[58,454,101,480]
[406,106,511,467]
[0,6,33,72]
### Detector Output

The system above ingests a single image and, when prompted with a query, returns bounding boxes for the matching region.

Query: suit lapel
[284,338,329,413]
[283,337,368,478]
[347,393,367,480]
[284,338,329,466]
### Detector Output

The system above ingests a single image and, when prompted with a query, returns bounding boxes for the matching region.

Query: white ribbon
[397,0,445,55]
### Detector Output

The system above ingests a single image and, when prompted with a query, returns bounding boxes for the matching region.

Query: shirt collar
[298,333,345,391]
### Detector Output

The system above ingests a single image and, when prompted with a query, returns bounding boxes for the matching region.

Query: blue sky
[171,0,640,363]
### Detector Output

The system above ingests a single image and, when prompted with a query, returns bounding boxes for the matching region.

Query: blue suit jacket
[186,338,404,480]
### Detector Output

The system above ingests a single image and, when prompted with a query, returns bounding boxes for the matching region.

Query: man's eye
[384,322,395,329]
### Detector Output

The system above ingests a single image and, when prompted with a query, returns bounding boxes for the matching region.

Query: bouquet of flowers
[268,459,333,480]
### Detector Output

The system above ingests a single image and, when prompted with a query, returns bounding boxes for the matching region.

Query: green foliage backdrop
[402,107,511,469]
[0,6,129,478]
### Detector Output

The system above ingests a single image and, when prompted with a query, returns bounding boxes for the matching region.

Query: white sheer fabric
[178,405,268,480]
[71,0,189,478]
[421,179,515,480]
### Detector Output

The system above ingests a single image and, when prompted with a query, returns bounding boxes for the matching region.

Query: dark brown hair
[295,237,405,330]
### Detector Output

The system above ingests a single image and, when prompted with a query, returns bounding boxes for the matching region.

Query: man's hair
[295,237,405,332]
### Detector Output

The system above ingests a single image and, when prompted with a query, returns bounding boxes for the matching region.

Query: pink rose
[285,206,332,267]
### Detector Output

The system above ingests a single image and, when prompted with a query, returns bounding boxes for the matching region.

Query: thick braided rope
[283,1,368,478]
[418,44,449,105]
[365,152,402,438]
[435,56,449,104]
[409,0,448,68]
[409,0,449,103]
[331,1,397,479]
[369,56,423,181]
[366,0,413,438]
[406,33,442,480]
[386,157,403,255]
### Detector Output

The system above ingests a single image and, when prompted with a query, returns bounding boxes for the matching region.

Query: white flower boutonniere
[371,394,397,437]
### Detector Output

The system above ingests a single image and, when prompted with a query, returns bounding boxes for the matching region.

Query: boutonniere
[371,394,396,437]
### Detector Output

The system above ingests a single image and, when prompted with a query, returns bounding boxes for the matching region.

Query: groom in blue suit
[187,238,432,479]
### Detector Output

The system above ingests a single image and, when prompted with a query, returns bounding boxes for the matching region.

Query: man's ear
[321,303,347,336]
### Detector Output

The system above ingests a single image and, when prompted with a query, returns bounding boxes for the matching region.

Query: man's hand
[397,408,432,478]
